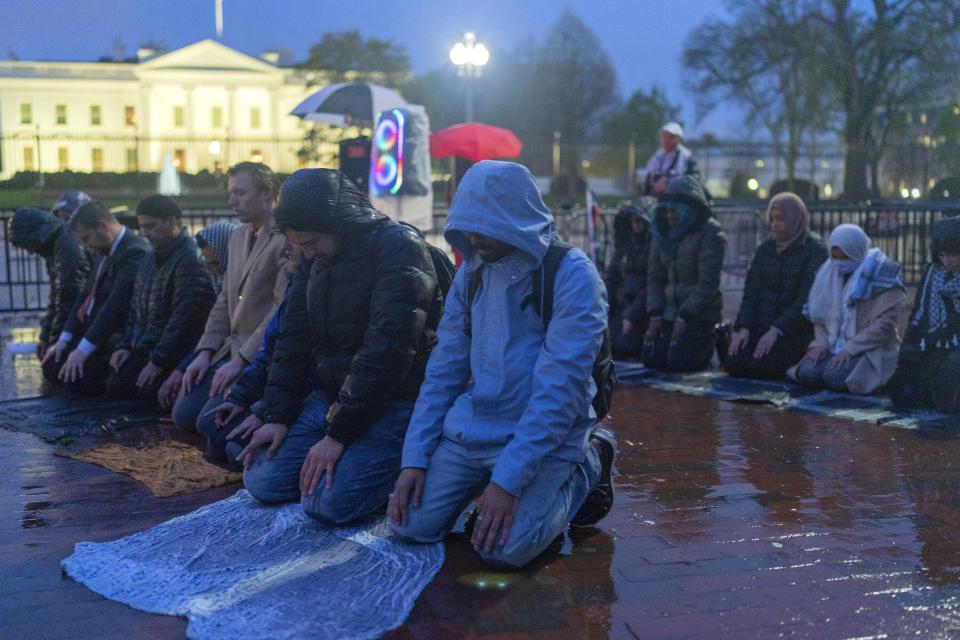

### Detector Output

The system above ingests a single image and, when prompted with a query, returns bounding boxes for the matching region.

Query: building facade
[0,40,335,178]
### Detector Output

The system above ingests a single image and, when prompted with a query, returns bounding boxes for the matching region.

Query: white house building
[0,40,333,178]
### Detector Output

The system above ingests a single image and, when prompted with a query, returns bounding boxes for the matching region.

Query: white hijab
[805,224,871,352]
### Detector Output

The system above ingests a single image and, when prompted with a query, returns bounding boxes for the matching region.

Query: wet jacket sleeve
[81,243,148,349]
[227,300,286,408]
[251,262,312,424]
[46,237,89,344]
[401,267,472,469]
[677,224,726,322]
[646,245,667,317]
[735,248,762,330]
[323,232,436,444]
[491,252,608,497]
[771,241,827,335]
[148,256,216,370]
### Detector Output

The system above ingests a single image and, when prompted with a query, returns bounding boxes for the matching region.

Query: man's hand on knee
[388,468,426,527]
[299,436,345,496]
[471,482,519,554]
[236,422,288,469]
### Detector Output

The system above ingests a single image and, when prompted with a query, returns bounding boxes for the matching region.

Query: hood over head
[10,207,64,251]
[275,168,387,236]
[932,216,960,263]
[650,175,712,256]
[444,160,556,263]
[52,190,92,218]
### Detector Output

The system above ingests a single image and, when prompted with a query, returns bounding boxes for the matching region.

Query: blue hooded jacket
[400,161,608,496]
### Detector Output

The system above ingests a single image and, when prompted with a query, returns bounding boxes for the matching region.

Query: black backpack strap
[535,241,574,329]
[463,266,484,338]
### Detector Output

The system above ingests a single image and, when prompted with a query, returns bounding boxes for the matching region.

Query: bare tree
[683,0,832,190]
[807,0,960,199]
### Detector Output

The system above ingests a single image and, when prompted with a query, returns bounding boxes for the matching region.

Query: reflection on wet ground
[2,323,960,637]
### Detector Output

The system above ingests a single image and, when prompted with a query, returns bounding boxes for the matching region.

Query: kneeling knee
[388,518,446,545]
[243,472,290,505]
[478,545,536,571]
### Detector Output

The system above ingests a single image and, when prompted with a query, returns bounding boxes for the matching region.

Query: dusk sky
[0,0,739,135]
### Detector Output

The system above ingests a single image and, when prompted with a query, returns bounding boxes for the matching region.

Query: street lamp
[449,32,489,122]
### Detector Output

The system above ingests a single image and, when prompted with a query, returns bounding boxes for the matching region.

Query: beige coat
[195,223,287,364]
[810,287,905,394]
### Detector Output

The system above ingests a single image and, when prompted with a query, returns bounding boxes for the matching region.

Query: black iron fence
[2,203,957,313]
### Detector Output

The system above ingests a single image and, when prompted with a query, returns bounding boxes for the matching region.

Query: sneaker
[570,427,617,527]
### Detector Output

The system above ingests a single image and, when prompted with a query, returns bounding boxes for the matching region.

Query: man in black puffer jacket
[105,196,216,405]
[236,169,440,526]
[10,208,91,361]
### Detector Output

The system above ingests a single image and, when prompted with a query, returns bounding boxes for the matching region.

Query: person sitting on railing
[104,196,216,406]
[642,176,727,372]
[606,199,655,360]
[726,193,827,380]
[41,202,150,396]
[787,223,905,394]
[887,217,960,412]
[9,207,91,362]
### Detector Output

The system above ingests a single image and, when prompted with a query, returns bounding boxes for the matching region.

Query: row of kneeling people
[16,160,617,571]
[605,181,960,413]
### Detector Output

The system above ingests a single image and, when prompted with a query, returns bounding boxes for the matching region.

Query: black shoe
[570,427,616,527]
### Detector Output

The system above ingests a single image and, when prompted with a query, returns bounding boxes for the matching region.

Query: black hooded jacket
[252,169,441,444]
[118,229,216,369]
[10,208,91,344]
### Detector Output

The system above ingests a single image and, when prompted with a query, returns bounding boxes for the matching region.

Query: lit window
[58,147,69,171]
[250,150,263,163]
[23,147,34,171]
[212,106,224,128]
[174,106,185,128]
[250,107,262,129]
[126,148,139,172]
[56,104,67,125]
[174,149,186,169]
[91,148,104,172]
[125,106,136,126]
[20,103,32,125]
[90,105,102,126]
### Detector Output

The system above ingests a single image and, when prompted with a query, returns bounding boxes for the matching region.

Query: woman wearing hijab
[643,175,727,372]
[887,217,960,412]
[726,193,827,379]
[195,220,238,294]
[787,223,905,394]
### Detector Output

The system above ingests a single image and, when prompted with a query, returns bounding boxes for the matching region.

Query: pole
[34,125,43,189]
[552,131,561,177]
[465,76,474,123]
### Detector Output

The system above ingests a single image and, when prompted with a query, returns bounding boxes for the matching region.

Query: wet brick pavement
[2,341,960,638]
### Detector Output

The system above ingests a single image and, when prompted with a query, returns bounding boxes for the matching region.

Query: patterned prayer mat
[59,441,241,497]
[0,395,162,443]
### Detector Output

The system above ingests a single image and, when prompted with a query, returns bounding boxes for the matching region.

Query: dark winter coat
[252,169,440,444]
[118,229,216,370]
[647,177,727,323]
[735,232,827,337]
[62,228,150,349]
[9,208,91,344]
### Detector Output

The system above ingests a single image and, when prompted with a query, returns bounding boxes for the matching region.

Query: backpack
[398,221,457,303]
[464,240,616,421]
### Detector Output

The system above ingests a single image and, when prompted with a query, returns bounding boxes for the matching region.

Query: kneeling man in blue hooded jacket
[388,161,616,569]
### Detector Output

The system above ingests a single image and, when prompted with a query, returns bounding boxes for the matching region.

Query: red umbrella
[429,123,523,162]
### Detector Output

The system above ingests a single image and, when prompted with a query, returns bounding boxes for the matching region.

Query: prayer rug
[0,395,161,443]
[59,441,241,497]
[616,362,958,431]
[61,490,444,640]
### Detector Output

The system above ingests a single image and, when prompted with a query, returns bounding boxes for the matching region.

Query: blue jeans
[795,353,862,392]
[172,361,224,432]
[243,391,412,526]
[196,395,252,464]
[390,439,601,569]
